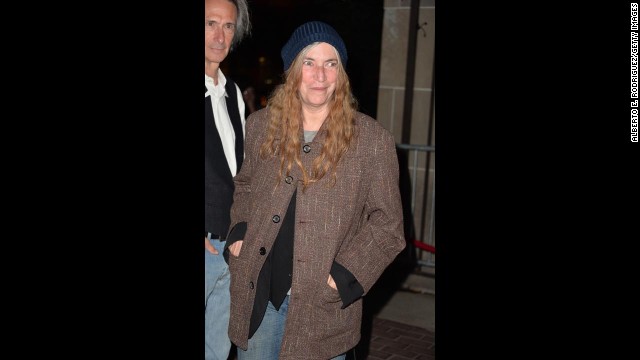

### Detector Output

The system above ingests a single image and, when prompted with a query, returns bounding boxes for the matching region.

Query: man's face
[205,0,237,66]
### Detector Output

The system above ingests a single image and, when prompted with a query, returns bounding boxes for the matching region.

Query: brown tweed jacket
[227,108,406,360]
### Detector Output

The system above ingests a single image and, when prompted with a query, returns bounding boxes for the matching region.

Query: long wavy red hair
[259,43,358,190]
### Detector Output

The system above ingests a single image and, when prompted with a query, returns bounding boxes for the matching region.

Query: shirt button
[272,215,281,223]
[303,144,311,153]
[259,247,266,255]
[249,282,254,289]
[285,176,293,184]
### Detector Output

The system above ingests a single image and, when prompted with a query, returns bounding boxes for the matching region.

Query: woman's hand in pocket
[228,240,244,257]
[327,275,337,290]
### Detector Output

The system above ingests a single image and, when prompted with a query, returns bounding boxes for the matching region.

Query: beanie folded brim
[281,21,348,71]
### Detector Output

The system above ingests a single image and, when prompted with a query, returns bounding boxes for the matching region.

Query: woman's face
[298,42,339,110]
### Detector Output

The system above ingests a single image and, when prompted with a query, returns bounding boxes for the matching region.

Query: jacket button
[285,176,293,184]
[272,215,281,223]
[303,144,311,153]
[249,282,254,289]
[259,247,266,255]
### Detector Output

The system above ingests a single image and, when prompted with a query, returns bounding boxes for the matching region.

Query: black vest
[204,78,244,236]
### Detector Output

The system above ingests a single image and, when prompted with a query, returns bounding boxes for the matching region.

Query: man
[204,0,251,359]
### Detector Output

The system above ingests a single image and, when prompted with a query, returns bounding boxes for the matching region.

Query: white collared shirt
[205,69,246,176]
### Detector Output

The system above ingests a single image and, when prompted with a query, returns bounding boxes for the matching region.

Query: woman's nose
[314,66,326,81]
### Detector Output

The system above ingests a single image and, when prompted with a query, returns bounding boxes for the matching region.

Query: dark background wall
[222,0,384,118]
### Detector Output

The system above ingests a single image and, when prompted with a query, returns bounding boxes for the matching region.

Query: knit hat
[281,21,348,71]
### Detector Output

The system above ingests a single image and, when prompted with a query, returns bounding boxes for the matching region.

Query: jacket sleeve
[330,261,364,309]
[223,114,258,263]
[223,222,247,264]
[333,129,406,295]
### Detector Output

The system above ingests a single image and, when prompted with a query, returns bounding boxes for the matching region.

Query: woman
[224,21,406,360]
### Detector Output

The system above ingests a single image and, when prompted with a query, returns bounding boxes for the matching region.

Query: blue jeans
[237,296,346,360]
[205,239,231,360]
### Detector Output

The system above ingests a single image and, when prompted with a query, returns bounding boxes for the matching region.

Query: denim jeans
[205,239,231,360]
[237,295,346,360]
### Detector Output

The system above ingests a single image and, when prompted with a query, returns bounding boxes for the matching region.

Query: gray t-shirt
[304,130,318,143]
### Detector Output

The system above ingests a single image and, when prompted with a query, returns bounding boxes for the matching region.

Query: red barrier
[412,239,435,254]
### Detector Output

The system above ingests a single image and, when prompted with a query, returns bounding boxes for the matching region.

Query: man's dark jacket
[205,79,243,237]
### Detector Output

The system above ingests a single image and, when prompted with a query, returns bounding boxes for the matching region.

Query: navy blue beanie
[281,21,348,71]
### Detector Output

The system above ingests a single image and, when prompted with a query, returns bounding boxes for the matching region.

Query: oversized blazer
[226,107,406,359]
